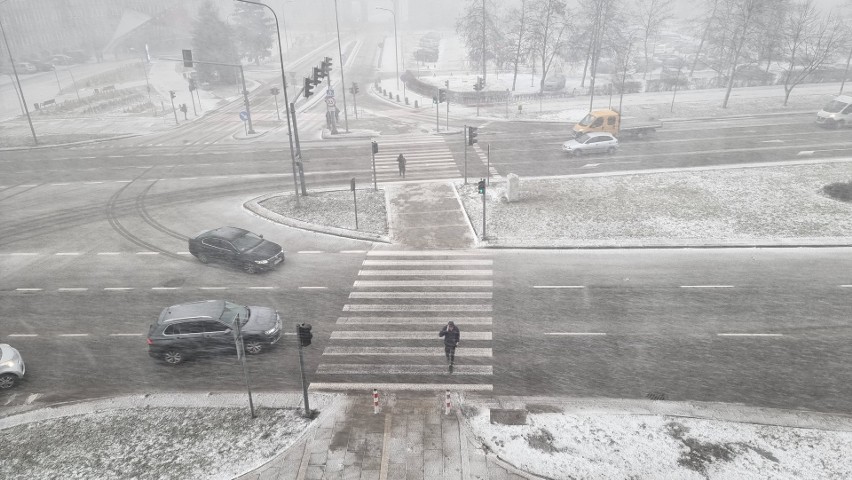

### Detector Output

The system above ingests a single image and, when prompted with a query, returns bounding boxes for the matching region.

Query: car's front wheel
[162,350,185,365]
[242,263,259,274]
[244,339,263,355]
[0,373,18,389]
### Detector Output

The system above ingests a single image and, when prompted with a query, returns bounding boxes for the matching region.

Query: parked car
[562,132,619,156]
[189,226,284,273]
[49,54,74,65]
[15,62,36,73]
[147,300,283,365]
[0,344,26,389]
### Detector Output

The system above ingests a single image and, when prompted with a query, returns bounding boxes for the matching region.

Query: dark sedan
[188,227,284,273]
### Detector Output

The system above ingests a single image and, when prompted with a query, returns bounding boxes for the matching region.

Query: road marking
[349,292,492,299]
[761,140,784,143]
[841,285,852,287]
[680,285,735,288]
[337,317,493,325]
[354,280,493,287]
[340,250,367,253]
[298,286,328,290]
[50,183,71,186]
[581,163,601,168]
[533,285,585,289]
[545,332,607,336]
[317,364,493,375]
[797,151,815,156]
[55,252,81,256]
[342,304,492,312]
[152,287,179,290]
[58,333,89,337]
[331,331,492,340]
[359,269,492,276]
[109,333,142,337]
[58,288,88,292]
[309,383,492,392]
[298,250,323,254]
[363,260,493,266]
[367,250,489,256]
[15,288,42,292]
[199,287,227,290]
[176,251,192,255]
[323,347,492,356]
[25,394,40,404]
[248,286,276,290]
[8,334,38,337]
[84,181,104,185]
[116,180,132,183]
[717,333,783,337]
[104,287,133,291]
[97,252,122,255]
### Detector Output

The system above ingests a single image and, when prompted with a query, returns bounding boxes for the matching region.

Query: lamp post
[235,0,300,205]
[333,0,349,132]
[376,7,398,91]
[0,11,38,145]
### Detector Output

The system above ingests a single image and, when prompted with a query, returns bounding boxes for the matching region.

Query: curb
[0,133,141,151]
[244,191,391,244]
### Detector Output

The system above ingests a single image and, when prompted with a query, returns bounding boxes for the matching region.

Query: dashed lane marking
[366,250,489,256]
[58,333,89,337]
[358,269,493,276]
[342,304,492,312]
[348,292,492,299]
[8,334,38,337]
[533,285,585,289]
[353,280,492,287]
[248,286,276,290]
[323,346,492,356]
[545,332,607,336]
[316,364,493,375]
[309,383,493,392]
[55,252,81,256]
[680,285,735,288]
[15,288,42,292]
[336,317,492,325]
[363,260,493,266]
[717,333,783,337]
[331,331,492,340]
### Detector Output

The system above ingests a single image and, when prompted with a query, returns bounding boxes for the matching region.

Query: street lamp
[235,0,300,205]
[0,5,38,145]
[376,7,399,91]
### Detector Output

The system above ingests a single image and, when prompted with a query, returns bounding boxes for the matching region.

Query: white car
[0,344,26,389]
[562,132,619,156]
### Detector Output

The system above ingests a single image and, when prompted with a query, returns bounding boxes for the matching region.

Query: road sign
[325,97,336,107]
[326,89,334,97]
[239,111,248,121]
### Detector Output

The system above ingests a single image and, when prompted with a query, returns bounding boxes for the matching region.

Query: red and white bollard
[373,388,380,414]
[445,390,451,415]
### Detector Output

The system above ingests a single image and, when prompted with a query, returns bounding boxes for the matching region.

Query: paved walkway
[239,393,530,480]
[385,182,478,250]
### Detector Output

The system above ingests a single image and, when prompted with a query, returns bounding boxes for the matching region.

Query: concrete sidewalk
[238,392,531,480]
[385,182,478,250]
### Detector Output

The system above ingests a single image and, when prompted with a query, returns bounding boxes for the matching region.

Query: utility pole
[333,0,349,132]
[0,16,37,145]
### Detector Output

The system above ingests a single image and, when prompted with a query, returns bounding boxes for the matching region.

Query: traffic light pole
[482,187,486,240]
[296,327,310,417]
[237,66,255,134]
[371,143,378,191]
[435,98,440,132]
[463,125,468,184]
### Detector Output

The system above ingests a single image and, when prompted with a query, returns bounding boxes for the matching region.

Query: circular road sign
[325,97,336,107]
[239,111,248,121]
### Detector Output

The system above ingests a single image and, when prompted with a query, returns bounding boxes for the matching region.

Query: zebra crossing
[372,136,460,183]
[310,249,494,392]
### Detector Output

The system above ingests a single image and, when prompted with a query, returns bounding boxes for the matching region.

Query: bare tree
[456,0,502,84]
[528,0,571,94]
[689,0,721,78]
[503,0,532,91]
[717,0,771,108]
[780,0,845,105]
[634,0,674,80]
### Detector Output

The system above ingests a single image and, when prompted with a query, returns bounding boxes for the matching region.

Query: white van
[815,95,852,128]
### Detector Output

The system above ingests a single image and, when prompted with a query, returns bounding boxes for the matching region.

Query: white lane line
[337,317,493,325]
[298,286,328,290]
[310,383,492,392]
[25,394,40,404]
[55,252,81,256]
[152,287,179,290]
[8,334,38,337]
[367,250,489,256]
[340,250,367,254]
[58,288,88,292]
[354,281,493,287]
[50,183,71,186]
[316,364,493,375]
[116,180,132,183]
[19,184,37,187]
[841,285,852,287]
[199,287,227,290]
[332,331,492,340]
[358,269,492,276]
[680,285,734,288]
[545,332,607,336]
[97,252,122,255]
[323,347,492,356]
[349,292,492,299]
[104,287,133,291]
[58,334,89,337]
[176,252,192,255]
[136,252,159,255]
[533,285,585,289]
[717,333,783,337]
[84,181,104,184]
[298,251,323,254]
[248,286,276,290]
[342,304,492,312]
[363,260,493,266]
[109,333,143,337]
[15,288,42,292]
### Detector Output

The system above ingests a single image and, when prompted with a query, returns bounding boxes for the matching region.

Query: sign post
[351,177,359,230]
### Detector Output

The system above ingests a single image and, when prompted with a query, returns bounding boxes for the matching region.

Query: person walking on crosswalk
[397,153,406,178]
[439,321,460,369]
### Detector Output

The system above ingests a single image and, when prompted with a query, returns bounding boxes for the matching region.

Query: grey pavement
[239,392,531,480]
[385,182,478,250]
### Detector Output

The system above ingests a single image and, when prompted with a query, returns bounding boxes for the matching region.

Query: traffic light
[313,66,323,83]
[473,77,484,92]
[188,78,197,91]
[438,89,447,103]
[297,323,313,347]
[304,77,315,98]
[270,87,280,96]
[371,141,378,154]
[321,56,333,76]
[351,82,359,94]
[181,49,193,68]
[467,126,478,145]
[477,179,486,195]
[169,90,176,99]
[445,80,449,88]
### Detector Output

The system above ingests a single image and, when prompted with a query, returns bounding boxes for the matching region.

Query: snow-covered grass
[457,162,852,247]
[462,402,852,480]
[259,188,388,235]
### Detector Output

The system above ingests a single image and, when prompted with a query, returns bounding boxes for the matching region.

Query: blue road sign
[239,111,248,121]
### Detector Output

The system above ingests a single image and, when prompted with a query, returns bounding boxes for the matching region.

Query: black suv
[188,227,284,273]
[147,300,282,365]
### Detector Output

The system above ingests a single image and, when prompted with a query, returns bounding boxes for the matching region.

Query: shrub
[823,181,852,202]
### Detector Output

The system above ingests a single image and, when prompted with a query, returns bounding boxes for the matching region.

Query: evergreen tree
[191,1,239,85]
[233,3,275,65]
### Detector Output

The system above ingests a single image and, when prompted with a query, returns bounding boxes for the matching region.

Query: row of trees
[456,0,852,107]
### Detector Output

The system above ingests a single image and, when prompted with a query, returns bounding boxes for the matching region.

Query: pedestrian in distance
[397,153,406,178]
[180,103,188,120]
[439,321,460,370]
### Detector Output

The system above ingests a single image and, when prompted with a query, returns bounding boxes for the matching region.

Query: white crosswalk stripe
[371,139,460,182]
[313,249,494,392]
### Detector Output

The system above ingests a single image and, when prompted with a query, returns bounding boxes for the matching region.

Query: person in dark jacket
[397,153,406,178]
[439,321,460,366]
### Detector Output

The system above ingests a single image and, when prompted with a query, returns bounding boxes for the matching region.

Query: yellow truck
[572,109,662,138]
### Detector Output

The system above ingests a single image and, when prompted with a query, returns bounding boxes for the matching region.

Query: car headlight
[0,360,14,369]
[254,259,269,264]
[265,325,278,335]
